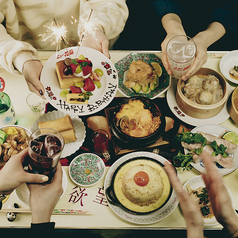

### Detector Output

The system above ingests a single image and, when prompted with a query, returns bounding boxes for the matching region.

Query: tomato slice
[134,171,149,186]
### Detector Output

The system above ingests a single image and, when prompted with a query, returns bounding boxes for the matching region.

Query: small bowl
[176,68,229,119]
[69,153,105,187]
[110,96,165,148]
[229,87,238,124]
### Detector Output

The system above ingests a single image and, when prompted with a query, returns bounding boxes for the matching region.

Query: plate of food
[220,50,238,84]
[31,110,86,158]
[15,168,67,205]
[180,124,238,175]
[104,151,178,224]
[41,46,118,116]
[183,175,232,227]
[115,52,171,99]
[166,78,230,126]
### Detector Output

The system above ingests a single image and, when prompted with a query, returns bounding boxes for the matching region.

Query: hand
[80,29,110,58]
[22,60,45,99]
[181,35,208,81]
[201,152,238,234]
[164,161,204,238]
[0,148,49,194]
[28,162,63,223]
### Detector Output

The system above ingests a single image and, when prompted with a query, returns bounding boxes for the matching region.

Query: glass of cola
[28,128,64,182]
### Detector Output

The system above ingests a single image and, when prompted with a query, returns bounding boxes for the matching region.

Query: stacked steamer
[38,115,77,144]
[176,68,228,119]
[113,159,171,213]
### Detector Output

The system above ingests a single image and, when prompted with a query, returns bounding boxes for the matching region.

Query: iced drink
[167,35,196,79]
[28,128,64,182]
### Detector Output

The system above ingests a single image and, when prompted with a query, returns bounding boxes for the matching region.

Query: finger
[24,173,49,184]
[161,51,172,75]
[26,81,46,99]
[14,148,29,163]
[101,40,110,59]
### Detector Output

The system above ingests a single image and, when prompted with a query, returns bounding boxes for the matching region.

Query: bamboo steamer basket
[176,68,229,119]
[229,87,238,124]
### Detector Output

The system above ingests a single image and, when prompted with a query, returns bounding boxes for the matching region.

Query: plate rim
[166,78,230,126]
[40,46,118,116]
[187,124,238,175]
[31,110,86,158]
[115,52,171,99]
[220,50,238,84]
[104,151,178,225]
[69,152,105,187]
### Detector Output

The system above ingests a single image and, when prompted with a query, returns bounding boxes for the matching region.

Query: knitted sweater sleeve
[79,0,129,40]
[0,0,38,74]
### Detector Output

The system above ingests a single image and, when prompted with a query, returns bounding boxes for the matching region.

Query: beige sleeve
[79,0,129,40]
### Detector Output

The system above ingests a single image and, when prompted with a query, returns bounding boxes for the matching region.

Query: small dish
[15,168,68,205]
[183,175,232,227]
[115,52,171,99]
[220,50,238,84]
[69,153,105,187]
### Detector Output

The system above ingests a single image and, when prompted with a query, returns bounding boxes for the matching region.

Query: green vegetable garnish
[210,141,228,157]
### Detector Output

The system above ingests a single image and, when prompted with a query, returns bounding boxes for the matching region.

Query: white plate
[183,175,232,227]
[31,110,86,158]
[220,50,238,84]
[187,124,238,175]
[104,151,178,225]
[41,46,118,116]
[15,168,67,206]
[166,79,230,126]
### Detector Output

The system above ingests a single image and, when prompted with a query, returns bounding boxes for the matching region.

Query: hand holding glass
[27,128,64,182]
[167,35,196,79]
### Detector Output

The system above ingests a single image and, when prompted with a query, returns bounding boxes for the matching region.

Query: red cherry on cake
[83,77,95,91]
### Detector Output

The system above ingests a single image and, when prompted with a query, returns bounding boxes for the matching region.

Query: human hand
[164,161,204,238]
[181,36,207,81]
[201,152,238,234]
[80,29,110,58]
[28,162,63,223]
[0,148,49,195]
[22,60,45,99]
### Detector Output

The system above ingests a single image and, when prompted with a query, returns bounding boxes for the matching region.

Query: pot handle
[105,184,120,206]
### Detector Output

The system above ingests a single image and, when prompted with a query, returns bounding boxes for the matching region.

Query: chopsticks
[0,208,91,215]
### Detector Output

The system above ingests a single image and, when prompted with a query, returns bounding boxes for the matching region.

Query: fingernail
[39,90,43,96]
[42,176,48,182]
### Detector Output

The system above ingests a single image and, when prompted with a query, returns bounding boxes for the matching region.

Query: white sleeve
[0,2,39,74]
[79,0,128,40]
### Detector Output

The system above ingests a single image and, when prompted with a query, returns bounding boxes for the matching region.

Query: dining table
[0,50,238,237]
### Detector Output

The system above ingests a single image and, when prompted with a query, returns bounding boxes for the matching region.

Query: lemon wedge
[151,62,162,77]
[223,131,238,145]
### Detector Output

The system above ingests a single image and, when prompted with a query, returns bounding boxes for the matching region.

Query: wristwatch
[0,194,6,210]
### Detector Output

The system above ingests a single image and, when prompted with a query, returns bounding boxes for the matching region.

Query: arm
[161,13,186,76]
[164,161,204,238]
[0,148,48,195]
[201,152,238,237]
[0,1,45,98]
[79,0,128,57]
[183,22,225,80]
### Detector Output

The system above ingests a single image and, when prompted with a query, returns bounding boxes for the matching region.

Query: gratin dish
[110,96,165,148]
[176,68,228,119]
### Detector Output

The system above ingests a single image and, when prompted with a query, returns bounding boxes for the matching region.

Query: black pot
[110,96,165,149]
[105,157,172,215]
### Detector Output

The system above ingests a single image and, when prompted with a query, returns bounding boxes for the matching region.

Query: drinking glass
[26,93,46,114]
[28,128,65,182]
[92,129,109,155]
[166,35,196,79]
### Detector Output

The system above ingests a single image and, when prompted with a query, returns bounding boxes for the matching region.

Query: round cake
[113,159,171,213]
